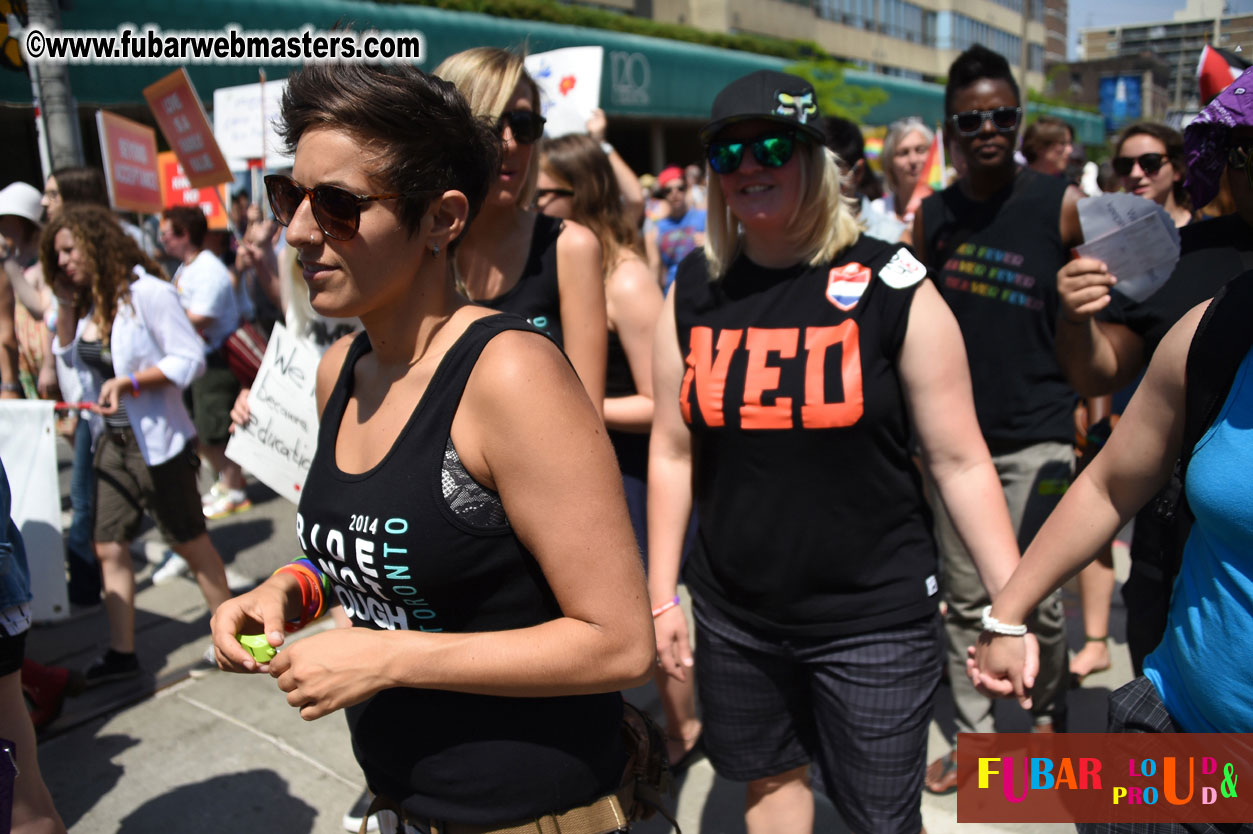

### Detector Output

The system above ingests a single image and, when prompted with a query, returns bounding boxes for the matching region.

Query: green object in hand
[237,634,277,663]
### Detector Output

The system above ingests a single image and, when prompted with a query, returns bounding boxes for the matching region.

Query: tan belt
[360,788,631,834]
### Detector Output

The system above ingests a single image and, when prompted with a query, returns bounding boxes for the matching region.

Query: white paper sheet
[1075,193,1181,303]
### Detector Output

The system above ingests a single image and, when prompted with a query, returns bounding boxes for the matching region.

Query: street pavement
[24,440,1133,833]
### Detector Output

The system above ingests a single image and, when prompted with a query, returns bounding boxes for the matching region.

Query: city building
[1079,0,1253,112]
[1044,53,1173,134]
[644,0,1058,90]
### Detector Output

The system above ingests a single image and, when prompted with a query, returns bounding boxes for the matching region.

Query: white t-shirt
[174,249,240,352]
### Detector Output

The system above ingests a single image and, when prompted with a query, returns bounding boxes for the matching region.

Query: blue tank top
[1144,345,1253,731]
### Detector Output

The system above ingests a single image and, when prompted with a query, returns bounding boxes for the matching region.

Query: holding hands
[966,627,1041,710]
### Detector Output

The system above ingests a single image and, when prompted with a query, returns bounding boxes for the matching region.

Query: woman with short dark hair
[211,60,653,832]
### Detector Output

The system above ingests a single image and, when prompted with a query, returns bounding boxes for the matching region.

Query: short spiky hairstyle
[944,45,1020,117]
[278,62,500,250]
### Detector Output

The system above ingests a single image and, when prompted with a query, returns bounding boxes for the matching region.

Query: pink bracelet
[128,374,140,396]
[651,595,681,618]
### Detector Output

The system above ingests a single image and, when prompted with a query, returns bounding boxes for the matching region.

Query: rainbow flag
[906,129,946,215]
[863,134,884,171]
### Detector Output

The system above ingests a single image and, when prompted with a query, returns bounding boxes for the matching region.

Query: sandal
[668,730,705,775]
[924,751,958,795]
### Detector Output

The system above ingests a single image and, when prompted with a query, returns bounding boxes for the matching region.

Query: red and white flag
[1197,44,1250,104]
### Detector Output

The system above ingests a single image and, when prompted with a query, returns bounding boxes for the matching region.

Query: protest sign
[95,110,162,215]
[225,324,320,504]
[525,46,603,137]
[143,68,233,189]
[0,401,68,622]
[213,77,292,172]
[157,151,228,230]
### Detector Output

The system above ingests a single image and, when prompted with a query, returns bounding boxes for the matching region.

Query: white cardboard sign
[525,46,604,138]
[226,324,320,504]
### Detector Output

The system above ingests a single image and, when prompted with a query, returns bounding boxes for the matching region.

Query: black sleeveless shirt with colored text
[673,237,938,638]
[479,215,565,346]
[920,168,1075,446]
[296,316,624,824]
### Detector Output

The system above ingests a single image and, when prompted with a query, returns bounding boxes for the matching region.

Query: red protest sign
[143,68,232,189]
[95,110,162,214]
[156,151,228,231]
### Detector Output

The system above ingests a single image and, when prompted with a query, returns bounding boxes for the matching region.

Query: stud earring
[431,243,440,256]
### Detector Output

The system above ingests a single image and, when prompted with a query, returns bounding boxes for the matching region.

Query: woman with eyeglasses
[210,60,653,832]
[645,166,706,292]
[1112,122,1192,227]
[649,69,1027,833]
[43,204,234,686]
[534,134,703,768]
[434,47,607,418]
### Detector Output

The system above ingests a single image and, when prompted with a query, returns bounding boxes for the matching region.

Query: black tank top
[920,168,1075,446]
[296,315,624,824]
[605,329,635,398]
[673,237,938,637]
[479,215,565,346]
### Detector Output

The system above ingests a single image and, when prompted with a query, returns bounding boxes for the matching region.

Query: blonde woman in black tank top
[210,61,652,829]
[436,47,609,420]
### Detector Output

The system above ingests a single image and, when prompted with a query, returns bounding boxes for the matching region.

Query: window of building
[1028,42,1044,72]
[815,0,935,45]
[936,12,1022,64]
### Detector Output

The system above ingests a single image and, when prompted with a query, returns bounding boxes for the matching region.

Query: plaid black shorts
[693,596,942,834]
[1076,677,1253,834]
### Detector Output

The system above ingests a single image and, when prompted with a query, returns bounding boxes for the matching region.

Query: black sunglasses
[264,174,423,242]
[706,132,798,175]
[1112,153,1167,177]
[949,106,1022,137]
[495,110,546,145]
[533,187,574,204]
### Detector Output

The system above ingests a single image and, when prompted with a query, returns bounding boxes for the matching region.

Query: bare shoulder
[605,255,657,302]
[315,333,357,418]
[1150,300,1209,380]
[467,328,577,404]
[555,218,600,257]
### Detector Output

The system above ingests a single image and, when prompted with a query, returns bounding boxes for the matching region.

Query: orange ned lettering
[740,328,798,429]
[800,322,863,428]
[680,327,742,427]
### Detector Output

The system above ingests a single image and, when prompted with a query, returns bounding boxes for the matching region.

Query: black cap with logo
[700,70,825,145]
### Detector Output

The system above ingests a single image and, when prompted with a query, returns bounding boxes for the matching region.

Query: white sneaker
[203,489,253,520]
[152,552,190,585]
[201,481,227,507]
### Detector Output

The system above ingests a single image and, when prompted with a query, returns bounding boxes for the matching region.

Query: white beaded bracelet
[980,605,1028,636]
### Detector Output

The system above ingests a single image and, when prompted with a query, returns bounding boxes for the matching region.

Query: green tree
[788,58,888,122]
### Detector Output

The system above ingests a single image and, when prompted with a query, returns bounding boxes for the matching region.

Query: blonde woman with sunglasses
[649,70,1026,834]
[435,47,607,418]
